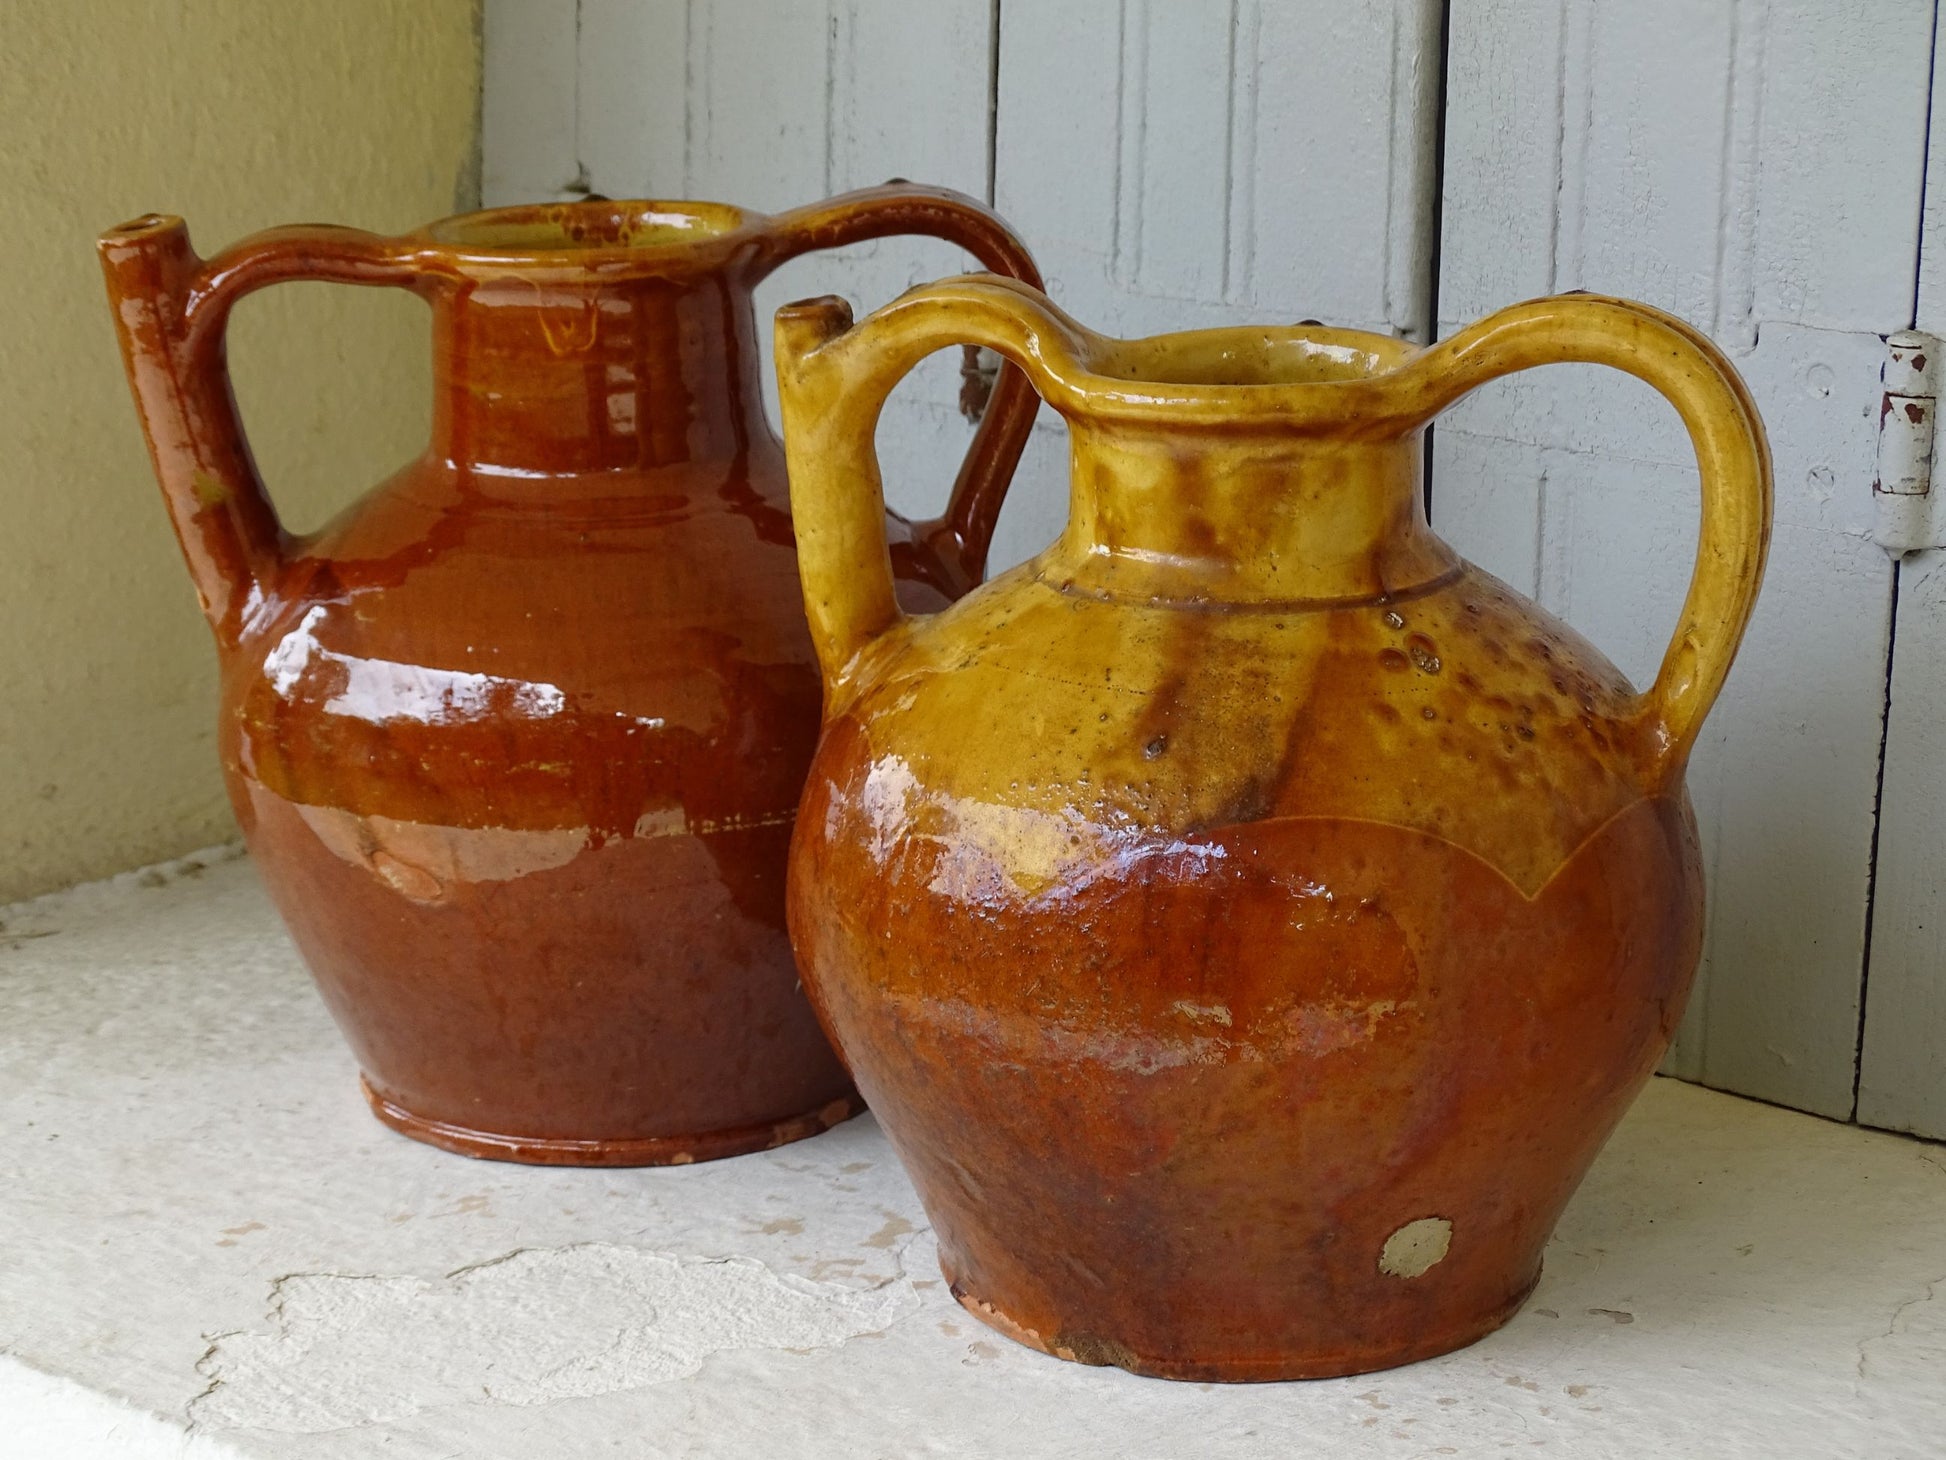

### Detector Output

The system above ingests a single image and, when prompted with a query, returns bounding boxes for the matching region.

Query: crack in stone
[186,1330,243,1431]
[883,1219,937,1284]
[1855,1273,1945,1382]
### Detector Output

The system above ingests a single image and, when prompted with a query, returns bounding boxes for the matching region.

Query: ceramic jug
[97,186,1041,1165]
[776,276,1769,1379]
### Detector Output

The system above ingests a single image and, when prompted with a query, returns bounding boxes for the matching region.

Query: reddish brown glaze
[97,188,1042,1164]
[776,280,1770,1377]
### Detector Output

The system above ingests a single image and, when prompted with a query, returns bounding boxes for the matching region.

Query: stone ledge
[3,854,1942,1458]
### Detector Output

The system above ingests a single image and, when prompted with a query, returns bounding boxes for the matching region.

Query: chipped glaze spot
[1380,1218,1454,1278]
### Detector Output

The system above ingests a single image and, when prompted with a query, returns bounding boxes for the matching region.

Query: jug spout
[99,215,286,641]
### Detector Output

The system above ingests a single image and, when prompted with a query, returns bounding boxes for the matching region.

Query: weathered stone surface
[3,853,1942,1456]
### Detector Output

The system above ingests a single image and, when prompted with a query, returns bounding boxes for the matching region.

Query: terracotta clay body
[98,189,1040,1164]
[777,278,1770,1378]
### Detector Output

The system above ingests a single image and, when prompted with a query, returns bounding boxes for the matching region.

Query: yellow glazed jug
[774,276,1769,1379]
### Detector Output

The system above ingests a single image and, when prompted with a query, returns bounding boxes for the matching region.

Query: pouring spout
[99,213,197,308]
[98,215,284,641]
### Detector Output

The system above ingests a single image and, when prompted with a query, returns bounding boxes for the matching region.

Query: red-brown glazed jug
[776,276,1769,1378]
[97,187,1041,1165]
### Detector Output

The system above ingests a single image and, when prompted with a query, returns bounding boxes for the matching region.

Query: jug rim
[411,198,773,273]
[854,276,1438,435]
[1038,321,1429,435]
[1084,322,1419,390]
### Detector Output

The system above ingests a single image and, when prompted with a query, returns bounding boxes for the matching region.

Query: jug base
[943,1261,1540,1382]
[360,1077,866,1167]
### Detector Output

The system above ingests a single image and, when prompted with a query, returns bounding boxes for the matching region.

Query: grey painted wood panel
[1863,4,1946,1138]
[993,0,1444,567]
[481,0,579,205]
[497,1,1023,563]
[483,0,1944,1126]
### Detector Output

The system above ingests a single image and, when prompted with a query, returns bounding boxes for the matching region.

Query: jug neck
[1045,424,1458,607]
[429,270,768,477]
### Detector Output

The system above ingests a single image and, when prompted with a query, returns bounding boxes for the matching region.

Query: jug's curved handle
[759,185,1044,590]
[1403,295,1772,789]
[98,215,423,644]
[776,275,1086,700]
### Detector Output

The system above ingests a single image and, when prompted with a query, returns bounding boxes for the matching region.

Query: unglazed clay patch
[1379,1217,1453,1278]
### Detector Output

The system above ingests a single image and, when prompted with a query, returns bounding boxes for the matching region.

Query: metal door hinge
[959,346,1002,422]
[1875,330,1941,556]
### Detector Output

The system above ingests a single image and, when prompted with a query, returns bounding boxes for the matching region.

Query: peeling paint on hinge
[1875,330,1941,555]
[959,345,999,421]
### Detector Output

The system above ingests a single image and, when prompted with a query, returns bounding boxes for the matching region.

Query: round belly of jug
[209,594,857,1163]
[788,773,1704,1377]
[240,773,859,1163]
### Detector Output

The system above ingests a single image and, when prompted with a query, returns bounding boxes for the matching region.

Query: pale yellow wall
[0,2,480,900]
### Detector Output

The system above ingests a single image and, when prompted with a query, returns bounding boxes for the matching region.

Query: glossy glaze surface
[97,188,1042,1164]
[777,279,1770,1377]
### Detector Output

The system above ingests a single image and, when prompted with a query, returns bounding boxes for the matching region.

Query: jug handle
[758,185,1044,591]
[99,215,422,643]
[1399,295,1772,790]
[776,275,1088,699]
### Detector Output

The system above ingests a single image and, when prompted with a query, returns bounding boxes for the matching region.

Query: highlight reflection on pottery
[97,186,1041,1165]
[777,276,1769,1378]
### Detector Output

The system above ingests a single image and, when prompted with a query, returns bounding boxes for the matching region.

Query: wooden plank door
[992,0,1445,566]
[1436,0,1934,1120]
[481,0,1937,1127]
[482,0,1447,572]
[483,0,1007,548]
[1861,7,1946,1139]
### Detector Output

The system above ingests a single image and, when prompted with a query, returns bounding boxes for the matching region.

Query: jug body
[99,190,1041,1164]
[776,280,1768,1374]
